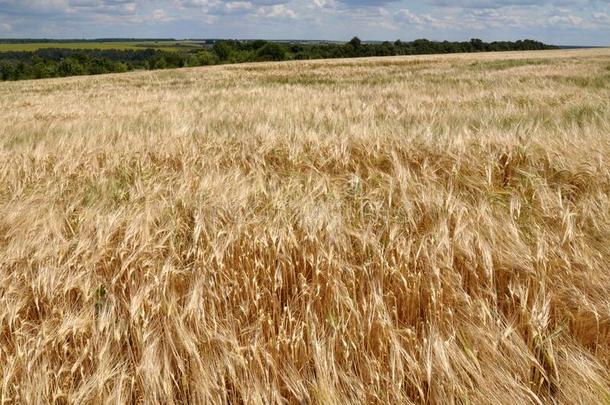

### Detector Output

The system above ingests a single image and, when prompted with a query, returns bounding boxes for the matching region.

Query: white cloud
[152,9,172,21]
[592,12,610,25]
[548,14,590,28]
[258,4,296,18]
[0,22,12,32]
[313,0,334,7]
[0,0,608,45]
[225,1,253,11]
[395,9,422,24]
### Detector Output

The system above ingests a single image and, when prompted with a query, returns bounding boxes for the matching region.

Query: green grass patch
[562,74,610,89]
[563,104,606,127]
[469,59,552,71]
[260,74,337,87]
[82,169,133,207]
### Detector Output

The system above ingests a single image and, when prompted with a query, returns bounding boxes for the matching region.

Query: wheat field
[1,48,609,404]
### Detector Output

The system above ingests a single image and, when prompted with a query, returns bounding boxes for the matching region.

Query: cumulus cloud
[393,8,450,28]
[425,0,594,8]
[70,0,137,15]
[394,8,422,24]
[0,0,607,44]
[250,3,295,18]
[225,1,254,11]
[312,0,336,8]
[338,0,400,5]
[152,8,172,21]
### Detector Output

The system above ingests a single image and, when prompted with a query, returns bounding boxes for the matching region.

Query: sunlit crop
[0,48,609,403]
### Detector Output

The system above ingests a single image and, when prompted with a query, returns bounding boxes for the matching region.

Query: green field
[0,41,204,52]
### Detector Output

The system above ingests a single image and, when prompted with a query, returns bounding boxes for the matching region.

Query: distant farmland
[0,40,204,52]
[0,48,609,403]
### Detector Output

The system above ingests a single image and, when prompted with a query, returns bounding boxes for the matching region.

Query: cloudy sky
[0,0,609,45]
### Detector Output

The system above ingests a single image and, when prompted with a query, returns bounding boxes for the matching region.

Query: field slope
[1,49,609,403]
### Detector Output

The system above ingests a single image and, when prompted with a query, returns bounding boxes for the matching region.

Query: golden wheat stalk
[0,48,609,404]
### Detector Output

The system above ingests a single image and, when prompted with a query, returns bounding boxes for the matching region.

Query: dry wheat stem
[0,48,609,404]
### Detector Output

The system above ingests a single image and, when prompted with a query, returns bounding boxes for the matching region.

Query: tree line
[0,38,557,81]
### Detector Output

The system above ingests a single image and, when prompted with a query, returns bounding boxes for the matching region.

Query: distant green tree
[57,58,86,77]
[379,41,395,56]
[0,38,559,81]
[470,38,485,51]
[256,43,287,61]
[151,57,167,69]
[412,39,434,54]
[197,51,219,66]
[32,60,57,79]
[228,50,255,63]
[349,36,362,47]
[213,41,233,61]
[0,61,16,80]
[115,62,129,73]
[186,54,200,67]
[247,40,268,51]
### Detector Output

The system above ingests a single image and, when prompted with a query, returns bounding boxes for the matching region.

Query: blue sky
[0,1,608,45]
